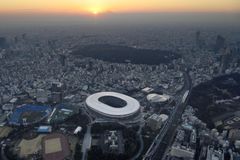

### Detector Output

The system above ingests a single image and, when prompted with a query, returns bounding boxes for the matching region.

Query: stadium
[42,133,70,160]
[86,92,140,118]
[147,93,170,103]
[8,105,52,126]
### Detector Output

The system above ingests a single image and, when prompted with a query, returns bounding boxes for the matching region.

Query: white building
[147,114,168,130]
[74,126,82,134]
[86,92,140,118]
[142,87,154,94]
[170,145,195,159]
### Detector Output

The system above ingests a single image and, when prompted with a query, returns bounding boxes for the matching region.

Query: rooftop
[86,92,140,118]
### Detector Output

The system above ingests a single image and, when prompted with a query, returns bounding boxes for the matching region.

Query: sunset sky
[1,0,240,15]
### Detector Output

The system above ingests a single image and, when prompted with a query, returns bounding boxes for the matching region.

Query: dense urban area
[0,28,240,160]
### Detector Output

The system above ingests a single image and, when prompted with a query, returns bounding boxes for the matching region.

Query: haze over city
[0,0,240,31]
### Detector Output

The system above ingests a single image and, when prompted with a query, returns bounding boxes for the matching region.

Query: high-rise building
[195,31,205,49]
[59,55,66,66]
[214,35,226,54]
[0,37,7,49]
[220,47,231,73]
[51,92,63,104]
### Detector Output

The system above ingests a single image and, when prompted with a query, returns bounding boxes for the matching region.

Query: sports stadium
[147,93,170,103]
[86,92,140,118]
[42,133,70,160]
[8,105,52,126]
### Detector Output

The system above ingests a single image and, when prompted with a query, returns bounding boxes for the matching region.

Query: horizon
[1,12,239,29]
[1,0,240,15]
[1,0,239,32]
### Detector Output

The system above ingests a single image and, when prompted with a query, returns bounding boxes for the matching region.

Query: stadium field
[9,105,52,125]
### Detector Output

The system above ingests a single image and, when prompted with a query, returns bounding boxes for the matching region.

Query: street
[143,70,192,160]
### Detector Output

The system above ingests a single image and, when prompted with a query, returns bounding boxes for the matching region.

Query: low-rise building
[170,145,195,159]
[206,146,224,160]
[170,127,197,160]
[101,130,124,154]
[228,129,240,142]
[37,126,52,133]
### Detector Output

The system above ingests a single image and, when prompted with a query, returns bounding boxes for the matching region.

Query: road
[143,70,192,160]
[131,125,144,160]
[1,146,8,160]
[81,125,92,160]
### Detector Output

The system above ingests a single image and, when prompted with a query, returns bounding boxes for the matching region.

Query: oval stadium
[86,92,140,118]
[8,105,52,126]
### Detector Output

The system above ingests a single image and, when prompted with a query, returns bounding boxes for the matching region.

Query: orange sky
[0,0,240,14]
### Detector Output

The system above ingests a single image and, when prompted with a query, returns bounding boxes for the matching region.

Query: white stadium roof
[86,92,140,118]
[147,93,170,103]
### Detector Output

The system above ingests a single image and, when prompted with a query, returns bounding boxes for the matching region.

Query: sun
[93,10,99,15]
[90,7,102,15]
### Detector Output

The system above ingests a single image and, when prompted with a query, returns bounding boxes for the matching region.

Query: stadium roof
[86,92,140,118]
[147,93,170,103]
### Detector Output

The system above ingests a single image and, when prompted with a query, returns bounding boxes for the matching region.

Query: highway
[143,70,192,160]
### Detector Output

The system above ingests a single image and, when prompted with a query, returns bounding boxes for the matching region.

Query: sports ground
[8,105,52,125]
